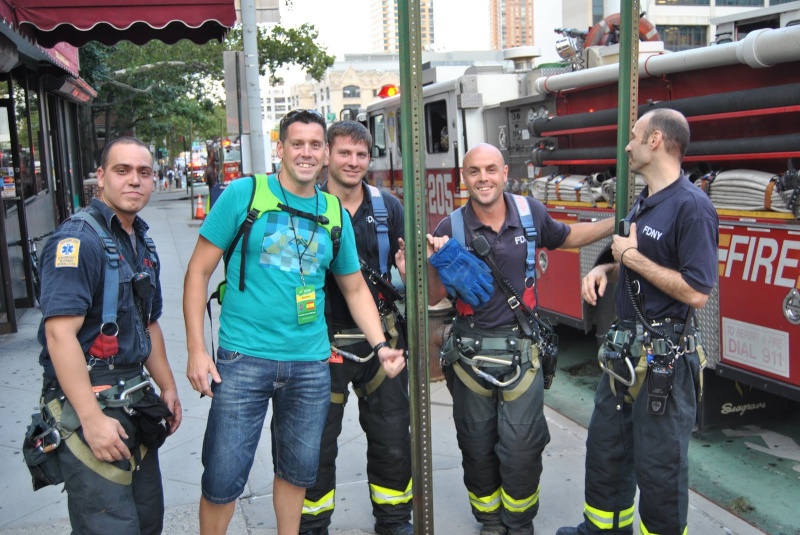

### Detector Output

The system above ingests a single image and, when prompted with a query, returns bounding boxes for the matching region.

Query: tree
[78,22,335,170]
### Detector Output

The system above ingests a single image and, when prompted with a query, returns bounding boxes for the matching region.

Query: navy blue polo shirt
[322,181,404,330]
[615,174,718,322]
[434,193,570,329]
[37,199,162,380]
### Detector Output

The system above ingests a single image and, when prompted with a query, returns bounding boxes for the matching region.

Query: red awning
[9,0,237,48]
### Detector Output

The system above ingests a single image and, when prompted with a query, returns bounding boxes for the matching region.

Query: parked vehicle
[366,6,800,429]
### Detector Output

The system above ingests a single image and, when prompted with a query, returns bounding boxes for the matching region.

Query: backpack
[212,174,343,303]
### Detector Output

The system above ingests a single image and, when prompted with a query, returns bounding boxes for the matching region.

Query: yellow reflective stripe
[468,488,502,512]
[639,520,687,535]
[369,478,413,505]
[501,484,539,513]
[618,505,635,527]
[302,489,335,516]
[584,502,634,530]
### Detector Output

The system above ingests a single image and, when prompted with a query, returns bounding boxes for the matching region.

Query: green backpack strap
[213,174,342,302]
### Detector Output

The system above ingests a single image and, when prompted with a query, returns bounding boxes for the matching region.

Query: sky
[278,0,491,60]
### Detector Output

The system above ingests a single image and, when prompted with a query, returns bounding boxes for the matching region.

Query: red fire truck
[365,6,800,428]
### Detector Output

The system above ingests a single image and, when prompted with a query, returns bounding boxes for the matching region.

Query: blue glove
[429,238,494,307]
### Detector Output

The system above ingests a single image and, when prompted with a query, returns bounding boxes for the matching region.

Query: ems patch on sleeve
[55,238,80,268]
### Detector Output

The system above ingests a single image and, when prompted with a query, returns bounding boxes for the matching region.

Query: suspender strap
[72,211,120,325]
[450,206,465,248]
[511,195,537,282]
[367,185,390,276]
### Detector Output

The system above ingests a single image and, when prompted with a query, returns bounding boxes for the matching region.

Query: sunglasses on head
[281,109,323,127]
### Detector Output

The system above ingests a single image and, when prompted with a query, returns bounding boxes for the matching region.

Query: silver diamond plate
[696,284,720,368]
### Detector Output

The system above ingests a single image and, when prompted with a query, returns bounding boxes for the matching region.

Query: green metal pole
[398,1,434,532]
[615,1,641,222]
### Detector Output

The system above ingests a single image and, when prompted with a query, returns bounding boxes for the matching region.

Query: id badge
[296,285,317,324]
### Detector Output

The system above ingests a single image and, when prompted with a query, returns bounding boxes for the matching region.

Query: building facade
[490,0,535,49]
[371,0,435,53]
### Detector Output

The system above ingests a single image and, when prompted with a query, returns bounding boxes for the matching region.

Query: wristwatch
[373,341,390,355]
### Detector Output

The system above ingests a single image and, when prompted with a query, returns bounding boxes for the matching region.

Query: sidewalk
[0,190,765,534]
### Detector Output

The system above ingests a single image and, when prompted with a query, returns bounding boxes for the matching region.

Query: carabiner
[471,364,521,388]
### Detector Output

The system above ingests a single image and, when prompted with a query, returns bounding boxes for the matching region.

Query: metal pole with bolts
[398,0,434,532]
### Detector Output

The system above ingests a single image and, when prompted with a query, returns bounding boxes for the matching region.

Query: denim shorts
[201,347,331,504]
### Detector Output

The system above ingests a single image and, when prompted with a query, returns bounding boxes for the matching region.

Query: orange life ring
[584,13,660,48]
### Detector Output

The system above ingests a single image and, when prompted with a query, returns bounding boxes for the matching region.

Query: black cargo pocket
[22,413,63,491]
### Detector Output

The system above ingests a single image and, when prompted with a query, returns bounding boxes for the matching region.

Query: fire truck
[365,6,800,428]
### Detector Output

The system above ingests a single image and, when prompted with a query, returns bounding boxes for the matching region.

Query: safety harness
[597,198,703,411]
[445,195,559,389]
[26,211,161,488]
[329,184,404,368]
[71,210,158,369]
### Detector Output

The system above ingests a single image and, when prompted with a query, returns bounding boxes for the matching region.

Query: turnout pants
[301,339,412,531]
[444,358,550,530]
[576,350,701,535]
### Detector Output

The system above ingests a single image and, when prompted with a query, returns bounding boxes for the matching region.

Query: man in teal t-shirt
[184,110,406,535]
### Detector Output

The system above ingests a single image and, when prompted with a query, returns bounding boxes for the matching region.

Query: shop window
[425,100,449,154]
[12,76,44,200]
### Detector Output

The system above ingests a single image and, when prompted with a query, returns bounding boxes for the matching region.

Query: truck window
[370,114,386,158]
[425,100,449,154]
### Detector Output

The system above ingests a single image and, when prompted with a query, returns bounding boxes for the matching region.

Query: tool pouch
[439,332,461,366]
[130,391,173,449]
[539,329,559,390]
[22,412,63,491]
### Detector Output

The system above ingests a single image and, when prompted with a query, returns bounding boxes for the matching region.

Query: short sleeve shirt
[615,174,719,321]
[434,193,571,329]
[201,175,360,361]
[37,199,162,379]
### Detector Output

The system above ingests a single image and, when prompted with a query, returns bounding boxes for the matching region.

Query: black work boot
[480,521,508,535]
[507,521,534,535]
[375,521,413,535]
[554,527,580,535]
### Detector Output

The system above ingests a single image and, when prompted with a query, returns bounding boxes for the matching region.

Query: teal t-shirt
[200,175,359,361]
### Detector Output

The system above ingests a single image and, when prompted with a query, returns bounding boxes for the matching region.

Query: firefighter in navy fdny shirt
[423,143,614,535]
[558,108,718,535]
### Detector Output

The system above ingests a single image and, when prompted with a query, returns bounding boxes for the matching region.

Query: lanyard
[277,179,319,286]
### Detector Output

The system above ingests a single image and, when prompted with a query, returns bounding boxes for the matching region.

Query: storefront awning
[8,0,237,48]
